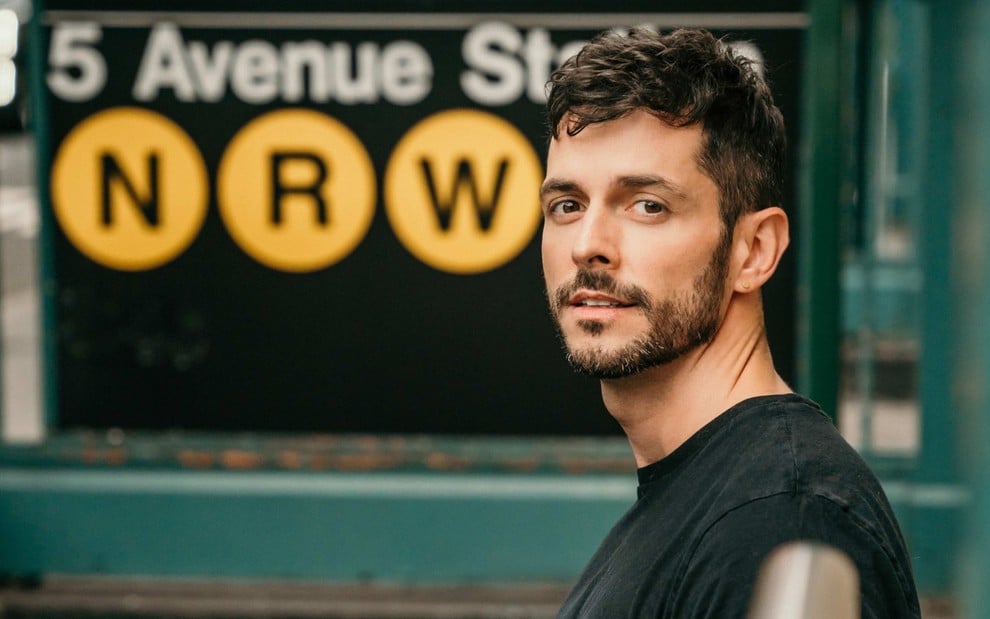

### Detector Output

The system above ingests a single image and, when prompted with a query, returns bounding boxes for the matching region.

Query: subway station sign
[40,3,805,434]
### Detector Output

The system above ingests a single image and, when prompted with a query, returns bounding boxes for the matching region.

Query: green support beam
[798,0,853,418]
[26,0,59,430]
[913,0,963,598]
[952,0,990,614]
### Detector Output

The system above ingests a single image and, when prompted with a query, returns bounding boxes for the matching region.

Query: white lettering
[230,40,279,104]
[381,41,432,106]
[132,23,196,102]
[187,40,232,102]
[460,22,524,106]
[522,28,554,103]
[47,22,107,102]
[557,40,586,67]
[331,41,378,104]
[283,41,329,102]
[460,23,586,105]
[729,41,766,77]
[131,26,433,105]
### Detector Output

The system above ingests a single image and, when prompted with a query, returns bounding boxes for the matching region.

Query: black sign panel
[40,2,804,435]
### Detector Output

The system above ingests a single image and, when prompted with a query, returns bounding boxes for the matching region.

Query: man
[541,28,920,618]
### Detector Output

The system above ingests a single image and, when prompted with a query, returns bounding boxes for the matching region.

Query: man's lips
[568,291,636,308]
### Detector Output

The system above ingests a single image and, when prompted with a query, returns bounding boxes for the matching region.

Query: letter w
[419,158,509,232]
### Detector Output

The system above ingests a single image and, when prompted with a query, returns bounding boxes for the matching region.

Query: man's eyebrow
[540,178,580,199]
[540,175,691,201]
[617,175,690,200]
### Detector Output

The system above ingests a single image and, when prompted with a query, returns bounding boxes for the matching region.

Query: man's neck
[601,298,791,468]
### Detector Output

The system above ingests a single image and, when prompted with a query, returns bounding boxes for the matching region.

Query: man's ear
[731,207,790,294]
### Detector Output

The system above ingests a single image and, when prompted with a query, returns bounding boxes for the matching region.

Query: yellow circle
[217,109,376,272]
[384,108,543,274]
[50,107,209,271]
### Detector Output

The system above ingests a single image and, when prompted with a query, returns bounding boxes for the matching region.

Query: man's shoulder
[638,392,895,560]
[560,394,920,619]
[676,491,920,619]
[674,396,920,618]
[691,394,869,494]
[708,394,881,496]
[672,393,902,555]
[750,395,890,504]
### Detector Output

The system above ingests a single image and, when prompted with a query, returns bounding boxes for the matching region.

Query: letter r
[270,151,329,226]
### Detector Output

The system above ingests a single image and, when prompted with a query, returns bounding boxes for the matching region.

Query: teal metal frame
[908,0,966,597]
[28,0,59,431]
[802,0,966,599]
[797,0,849,419]
[0,425,638,582]
[949,1,990,615]
[1,466,632,581]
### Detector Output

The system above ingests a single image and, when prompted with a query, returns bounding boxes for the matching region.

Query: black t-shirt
[556,394,920,618]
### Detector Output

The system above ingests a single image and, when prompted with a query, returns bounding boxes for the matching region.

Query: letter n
[100,152,160,227]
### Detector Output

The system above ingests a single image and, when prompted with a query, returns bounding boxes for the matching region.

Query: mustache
[552,269,653,312]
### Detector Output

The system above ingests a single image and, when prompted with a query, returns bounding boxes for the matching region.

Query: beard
[547,230,731,379]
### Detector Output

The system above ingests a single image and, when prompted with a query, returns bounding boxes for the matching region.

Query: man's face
[541,109,731,379]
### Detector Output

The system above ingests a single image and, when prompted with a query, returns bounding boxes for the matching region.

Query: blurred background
[0,0,986,617]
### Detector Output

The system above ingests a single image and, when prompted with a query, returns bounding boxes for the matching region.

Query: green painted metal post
[909,0,964,597]
[798,0,853,419]
[27,0,58,432]
[953,0,990,614]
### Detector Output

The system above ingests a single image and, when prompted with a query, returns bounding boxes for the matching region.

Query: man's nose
[571,207,619,268]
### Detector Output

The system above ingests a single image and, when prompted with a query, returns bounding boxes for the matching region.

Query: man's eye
[549,199,581,214]
[632,200,667,215]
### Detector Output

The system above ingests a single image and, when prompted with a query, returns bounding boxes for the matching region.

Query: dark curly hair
[546,28,786,231]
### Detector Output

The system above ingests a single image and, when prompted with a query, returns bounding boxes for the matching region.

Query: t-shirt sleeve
[670,492,920,619]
